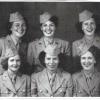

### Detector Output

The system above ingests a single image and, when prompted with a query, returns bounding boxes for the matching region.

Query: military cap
[79,10,93,22]
[40,12,52,24]
[44,44,60,56]
[9,12,24,22]
[78,43,90,56]
[0,48,19,65]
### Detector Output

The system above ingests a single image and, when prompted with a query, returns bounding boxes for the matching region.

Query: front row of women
[0,44,100,97]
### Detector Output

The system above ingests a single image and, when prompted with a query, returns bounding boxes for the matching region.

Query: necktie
[49,74,55,90]
[86,77,93,96]
[12,76,16,86]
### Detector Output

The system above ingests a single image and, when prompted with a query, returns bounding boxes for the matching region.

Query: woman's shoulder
[31,71,43,79]
[73,38,84,45]
[72,71,82,79]
[55,37,69,43]
[61,71,72,79]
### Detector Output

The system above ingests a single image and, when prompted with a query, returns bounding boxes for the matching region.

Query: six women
[0,9,100,97]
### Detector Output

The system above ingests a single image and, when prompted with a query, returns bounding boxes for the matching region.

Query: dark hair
[88,45,100,62]
[1,55,22,71]
[7,17,28,35]
[39,51,66,70]
[40,16,58,27]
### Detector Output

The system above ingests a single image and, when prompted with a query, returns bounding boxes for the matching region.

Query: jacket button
[78,91,81,93]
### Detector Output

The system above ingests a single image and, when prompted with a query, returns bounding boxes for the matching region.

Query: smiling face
[45,53,59,72]
[11,20,26,38]
[41,20,56,38]
[82,18,96,36]
[81,51,96,71]
[8,55,21,73]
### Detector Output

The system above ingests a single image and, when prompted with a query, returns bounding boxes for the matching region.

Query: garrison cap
[79,10,93,22]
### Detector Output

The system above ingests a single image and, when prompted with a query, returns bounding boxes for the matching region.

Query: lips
[83,63,92,68]
[86,28,94,32]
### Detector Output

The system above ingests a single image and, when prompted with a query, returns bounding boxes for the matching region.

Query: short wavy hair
[39,51,67,70]
[1,55,22,72]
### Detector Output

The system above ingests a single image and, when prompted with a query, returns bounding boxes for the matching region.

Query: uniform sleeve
[72,74,78,96]
[27,42,34,66]
[0,39,4,57]
[31,73,38,97]
[65,74,73,97]
[26,75,31,97]
[72,41,77,57]
[64,41,71,56]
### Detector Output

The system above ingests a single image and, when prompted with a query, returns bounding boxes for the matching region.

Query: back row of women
[0,9,100,97]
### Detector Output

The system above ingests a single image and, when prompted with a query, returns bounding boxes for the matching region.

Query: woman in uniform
[27,12,71,73]
[72,10,100,73]
[72,45,100,97]
[0,12,29,75]
[31,44,73,97]
[0,48,31,97]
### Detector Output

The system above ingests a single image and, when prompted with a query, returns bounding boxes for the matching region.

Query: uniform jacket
[72,69,100,97]
[0,35,28,74]
[27,37,71,72]
[72,35,100,57]
[31,68,73,97]
[72,36,100,73]
[0,71,31,97]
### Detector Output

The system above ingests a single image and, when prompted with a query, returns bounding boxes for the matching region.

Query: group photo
[0,2,99,97]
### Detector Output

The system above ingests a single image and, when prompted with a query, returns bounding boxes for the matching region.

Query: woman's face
[41,20,56,38]
[8,55,21,72]
[45,53,59,72]
[82,18,96,36]
[81,51,95,71]
[11,20,26,38]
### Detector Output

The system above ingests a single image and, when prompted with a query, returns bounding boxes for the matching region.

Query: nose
[13,60,17,65]
[87,23,92,28]
[85,58,88,63]
[50,59,54,64]
[47,25,50,30]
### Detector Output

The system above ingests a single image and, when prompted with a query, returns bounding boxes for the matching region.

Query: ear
[94,58,96,64]
[40,25,43,31]
[10,26,13,31]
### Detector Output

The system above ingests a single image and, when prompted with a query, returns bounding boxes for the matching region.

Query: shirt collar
[10,34,21,46]
[83,68,95,79]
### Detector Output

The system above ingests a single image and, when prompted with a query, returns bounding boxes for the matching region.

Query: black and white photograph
[0,2,99,98]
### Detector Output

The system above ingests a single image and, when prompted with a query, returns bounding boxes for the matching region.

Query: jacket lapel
[39,69,52,95]
[2,71,16,94]
[15,73,25,91]
[78,71,90,95]
[53,69,63,93]
[89,69,99,92]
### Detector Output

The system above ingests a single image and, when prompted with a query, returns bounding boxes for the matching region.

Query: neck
[84,67,94,75]
[44,36,54,41]
[8,69,17,76]
[85,34,95,41]
[47,69,57,75]
[11,34,20,43]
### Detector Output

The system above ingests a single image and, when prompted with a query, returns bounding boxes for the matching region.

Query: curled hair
[1,55,22,71]
[39,51,66,69]
[1,58,9,70]
[88,45,100,62]
[7,16,28,35]
[49,16,58,27]
[40,16,58,27]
